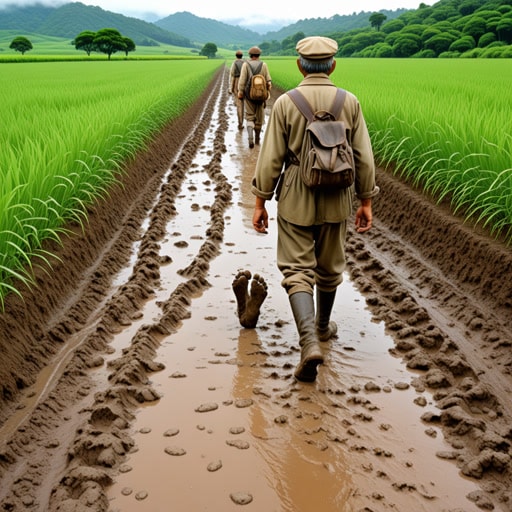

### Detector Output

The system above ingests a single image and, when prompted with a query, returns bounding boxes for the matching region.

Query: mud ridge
[0,70,227,511]
[345,170,512,509]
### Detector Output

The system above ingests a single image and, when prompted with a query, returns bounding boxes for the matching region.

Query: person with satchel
[229,50,245,130]
[237,46,272,148]
[250,36,379,382]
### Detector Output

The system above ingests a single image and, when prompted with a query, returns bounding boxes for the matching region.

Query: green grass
[0,59,222,308]
[2,55,511,308]
[269,57,512,242]
[0,30,235,61]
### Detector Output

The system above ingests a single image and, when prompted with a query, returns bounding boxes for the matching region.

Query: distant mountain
[154,9,408,47]
[155,11,262,48]
[0,2,409,50]
[0,2,194,47]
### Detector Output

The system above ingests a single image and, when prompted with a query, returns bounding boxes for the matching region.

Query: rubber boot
[316,289,338,341]
[247,126,254,148]
[289,292,324,382]
[255,128,261,145]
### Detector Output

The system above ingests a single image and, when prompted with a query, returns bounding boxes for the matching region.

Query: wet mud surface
[1,67,511,512]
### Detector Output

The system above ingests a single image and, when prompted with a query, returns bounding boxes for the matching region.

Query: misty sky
[0,0,432,26]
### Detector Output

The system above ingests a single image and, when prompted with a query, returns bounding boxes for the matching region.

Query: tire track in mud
[0,68,231,512]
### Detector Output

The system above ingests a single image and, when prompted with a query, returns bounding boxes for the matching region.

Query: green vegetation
[74,28,136,59]
[0,2,194,48]
[0,31,207,61]
[0,59,221,308]
[269,57,511,242]
[259,0,512,58]
[9,36,33,55]
[200,42,218,59]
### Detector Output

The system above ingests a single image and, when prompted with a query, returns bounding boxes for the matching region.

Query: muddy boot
[316,289,338,341]
[247,126,254,148]
[255,128,261,145]
[289,292,324,382]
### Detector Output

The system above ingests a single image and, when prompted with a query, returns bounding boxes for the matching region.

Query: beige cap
[248,46,261,55]
[296,36,338,60]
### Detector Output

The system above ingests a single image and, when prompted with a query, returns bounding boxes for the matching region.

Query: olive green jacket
[252,74,378,226]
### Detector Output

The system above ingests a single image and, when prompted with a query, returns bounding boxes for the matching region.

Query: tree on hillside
[93,28,126,60]
[369,12,387,31]
[9,36,33,55]
[200,42,217,59]
[74,30,96,56]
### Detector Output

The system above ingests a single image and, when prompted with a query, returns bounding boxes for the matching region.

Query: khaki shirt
[238,59,272,98]
[252,74,378,226]
[229,59,243,94]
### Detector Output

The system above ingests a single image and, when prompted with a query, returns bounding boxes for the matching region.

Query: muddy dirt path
[1,67,511,512]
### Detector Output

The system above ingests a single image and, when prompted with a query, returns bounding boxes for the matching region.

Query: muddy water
[100,87,482,511]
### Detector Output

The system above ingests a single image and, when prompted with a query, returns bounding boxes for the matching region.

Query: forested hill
[1,0,511,57]
[0,2,193,47]
[328,0,512,58]
[153,10,406,47]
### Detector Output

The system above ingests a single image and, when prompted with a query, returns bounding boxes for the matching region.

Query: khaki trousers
[277,216,347,296]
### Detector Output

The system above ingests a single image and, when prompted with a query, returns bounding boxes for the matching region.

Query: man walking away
[250,36,379,382]
[229,50,245,130]
[238,46,272,148]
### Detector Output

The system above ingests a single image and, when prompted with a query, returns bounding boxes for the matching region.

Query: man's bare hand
[355,204,373,233]
[253,207,268,234]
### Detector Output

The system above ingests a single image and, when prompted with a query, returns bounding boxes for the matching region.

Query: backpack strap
[287,88,315,123]
[249,61,263,75]
[287,88,347,122]
[234,60,243,77]
[330,88,347,119]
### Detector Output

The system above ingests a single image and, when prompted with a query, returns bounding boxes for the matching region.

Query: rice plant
[0,60,221,308]
[269,58,512,244]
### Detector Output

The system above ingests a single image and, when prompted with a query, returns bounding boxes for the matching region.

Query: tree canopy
[73,28,136,59]
[257,0,512,58]
[9,36,33,55]
[200,42,217,59]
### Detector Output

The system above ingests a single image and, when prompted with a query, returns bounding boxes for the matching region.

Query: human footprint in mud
[250,37,379,383]
[232,270,268,328]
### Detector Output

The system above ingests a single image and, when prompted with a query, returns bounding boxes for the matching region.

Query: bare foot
[232,270,267,328]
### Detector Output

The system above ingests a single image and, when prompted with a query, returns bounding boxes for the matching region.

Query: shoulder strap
[287,89,315,123]
[330,88,347,118]
[288,88,347,122]
[247,60,263,76]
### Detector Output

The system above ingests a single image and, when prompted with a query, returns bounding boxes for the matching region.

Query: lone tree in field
[93,28,127,60]
[200,42,218,59]
[74,31,97,56]
[9,36,33,55]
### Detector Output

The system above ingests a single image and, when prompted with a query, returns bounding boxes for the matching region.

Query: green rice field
[1,57,511,307]
[271,58,512,243]
[1,59,221,307]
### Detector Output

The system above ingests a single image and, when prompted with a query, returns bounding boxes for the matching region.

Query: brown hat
[296,36,338,60]
[248,46,261,56]
[236,50,243,57]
